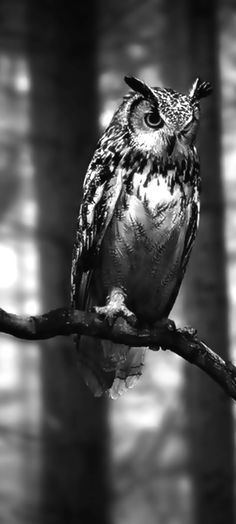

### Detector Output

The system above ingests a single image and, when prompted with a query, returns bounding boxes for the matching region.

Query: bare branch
[0,306,235,400]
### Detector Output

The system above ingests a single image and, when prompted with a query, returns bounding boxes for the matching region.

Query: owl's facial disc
[128,98,175,156]
[124,76,205,156]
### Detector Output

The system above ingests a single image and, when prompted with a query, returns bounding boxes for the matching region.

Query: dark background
[0,1,234,523]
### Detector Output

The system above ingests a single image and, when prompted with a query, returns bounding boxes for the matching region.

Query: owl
[71,75,212,398]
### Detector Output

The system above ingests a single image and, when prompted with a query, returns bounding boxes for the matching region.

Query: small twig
[0,306,235,400]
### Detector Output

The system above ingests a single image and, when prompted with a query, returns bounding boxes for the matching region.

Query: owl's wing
[181,198,200,276]
[163,197,199,319]
[71,163,124,309]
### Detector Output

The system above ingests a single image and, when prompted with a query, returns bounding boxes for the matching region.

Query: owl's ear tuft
[124,76,157,105]
[189,78,212,103]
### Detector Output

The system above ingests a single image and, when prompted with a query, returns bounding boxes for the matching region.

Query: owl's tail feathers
[107,344,146,399]
[76,335,114,397]
[76,335,146,398]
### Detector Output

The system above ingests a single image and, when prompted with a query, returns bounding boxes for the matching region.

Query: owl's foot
[153,318,176,331]
[148,318,176,350]
[94,288,137,327]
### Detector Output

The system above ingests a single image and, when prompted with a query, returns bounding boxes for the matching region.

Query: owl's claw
[94,288,137,327]
[94,303,137,327]
[153,318,176,331]
[148,318,176,350]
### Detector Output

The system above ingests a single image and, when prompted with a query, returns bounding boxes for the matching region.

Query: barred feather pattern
[71,77,208,398]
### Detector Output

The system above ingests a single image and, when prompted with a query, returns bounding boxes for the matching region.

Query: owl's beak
[166,135,176,156]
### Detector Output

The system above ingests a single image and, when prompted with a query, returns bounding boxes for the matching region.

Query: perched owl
[71,76,212,398]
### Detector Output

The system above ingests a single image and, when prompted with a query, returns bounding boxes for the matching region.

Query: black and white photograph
[0,1,234,523]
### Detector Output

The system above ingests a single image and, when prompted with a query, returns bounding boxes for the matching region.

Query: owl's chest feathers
[130,169,191,213]
[97,162,198,320]
[119,169,192,252]
[122,156,197,227]
[122,151,198,208]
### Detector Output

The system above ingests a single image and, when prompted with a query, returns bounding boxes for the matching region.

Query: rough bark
[0,307,236,401]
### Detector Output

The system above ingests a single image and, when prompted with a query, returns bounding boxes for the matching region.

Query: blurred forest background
[0,1,234,523]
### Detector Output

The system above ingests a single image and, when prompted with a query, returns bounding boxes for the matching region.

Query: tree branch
[0,306,235,400]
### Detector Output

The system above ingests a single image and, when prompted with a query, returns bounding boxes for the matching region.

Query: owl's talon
[165,319,176,331]
[94,287,138,327]
[94,304,137,327]
[118,306,138,327]
[94,305,116,326]
[154,318,176,332]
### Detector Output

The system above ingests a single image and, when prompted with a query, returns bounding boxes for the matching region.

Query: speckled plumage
[71,76,212,398]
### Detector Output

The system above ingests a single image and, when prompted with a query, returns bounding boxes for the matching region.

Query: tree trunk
[158,1,234,522]
[183,2,235,523]
[26,2,110,523]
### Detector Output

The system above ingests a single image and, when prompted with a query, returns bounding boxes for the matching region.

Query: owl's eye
[144,111,163,129]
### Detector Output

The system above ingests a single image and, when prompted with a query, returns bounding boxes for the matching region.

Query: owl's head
[114,76,212,158]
